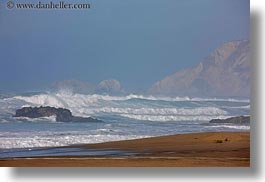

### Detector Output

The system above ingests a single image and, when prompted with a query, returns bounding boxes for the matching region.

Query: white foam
[0,133,151,149]
[11,93,249,107]
[0,93,251,149]
[7,93,244,117]
[14,116,57,122]
[12,94,67,108]
[120,114,231,122]
[210,125,250,130]
[0,92,249,123]
[2,92,250,121]
[92,107,227,116]
[221,105,250,109]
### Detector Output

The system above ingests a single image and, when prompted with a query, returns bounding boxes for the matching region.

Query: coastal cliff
[149,40,250,97]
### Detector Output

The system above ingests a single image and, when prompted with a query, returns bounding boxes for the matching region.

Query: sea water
[0,92,250,157]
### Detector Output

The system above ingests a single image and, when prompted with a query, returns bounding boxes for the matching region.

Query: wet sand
[0,132,250,167]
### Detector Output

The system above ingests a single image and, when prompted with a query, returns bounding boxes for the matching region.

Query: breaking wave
[90,107,227,115]
[1,92,250,122]
[14,116,57,122]
[10,92,249,106]
[119,114,231,122]
[0,92,250,149]
[210,125,250,130]
[0,132,151,149]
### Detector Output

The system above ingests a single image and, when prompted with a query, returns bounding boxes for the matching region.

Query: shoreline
[0,131,250,167]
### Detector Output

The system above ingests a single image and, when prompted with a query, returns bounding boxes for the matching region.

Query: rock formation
[209,116,250,124]
[96,79,124,95]
[14,106,102,122]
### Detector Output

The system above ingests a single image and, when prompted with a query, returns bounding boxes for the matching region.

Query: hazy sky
[0,0,249,92]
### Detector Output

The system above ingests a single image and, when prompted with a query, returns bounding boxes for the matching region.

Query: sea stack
[14,106,102,123]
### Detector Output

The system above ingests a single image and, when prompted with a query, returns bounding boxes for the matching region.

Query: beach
[0,132,250,167]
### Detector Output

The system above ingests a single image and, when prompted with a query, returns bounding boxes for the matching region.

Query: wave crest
[91,107,227,116]
[2,92,249,122]
[120,114,231,122]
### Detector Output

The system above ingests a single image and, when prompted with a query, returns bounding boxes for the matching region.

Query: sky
[0,0,249,93]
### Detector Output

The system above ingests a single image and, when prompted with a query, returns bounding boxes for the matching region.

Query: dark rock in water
[209,116,250,124]
[14,106,102,122]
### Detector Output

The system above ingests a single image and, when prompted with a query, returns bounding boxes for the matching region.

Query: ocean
[0,92,250,158]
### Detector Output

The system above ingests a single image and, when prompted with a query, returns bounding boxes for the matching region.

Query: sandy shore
[0,132,250,167]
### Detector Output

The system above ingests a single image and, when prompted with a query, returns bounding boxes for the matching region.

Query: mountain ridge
[148,40,250,97]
